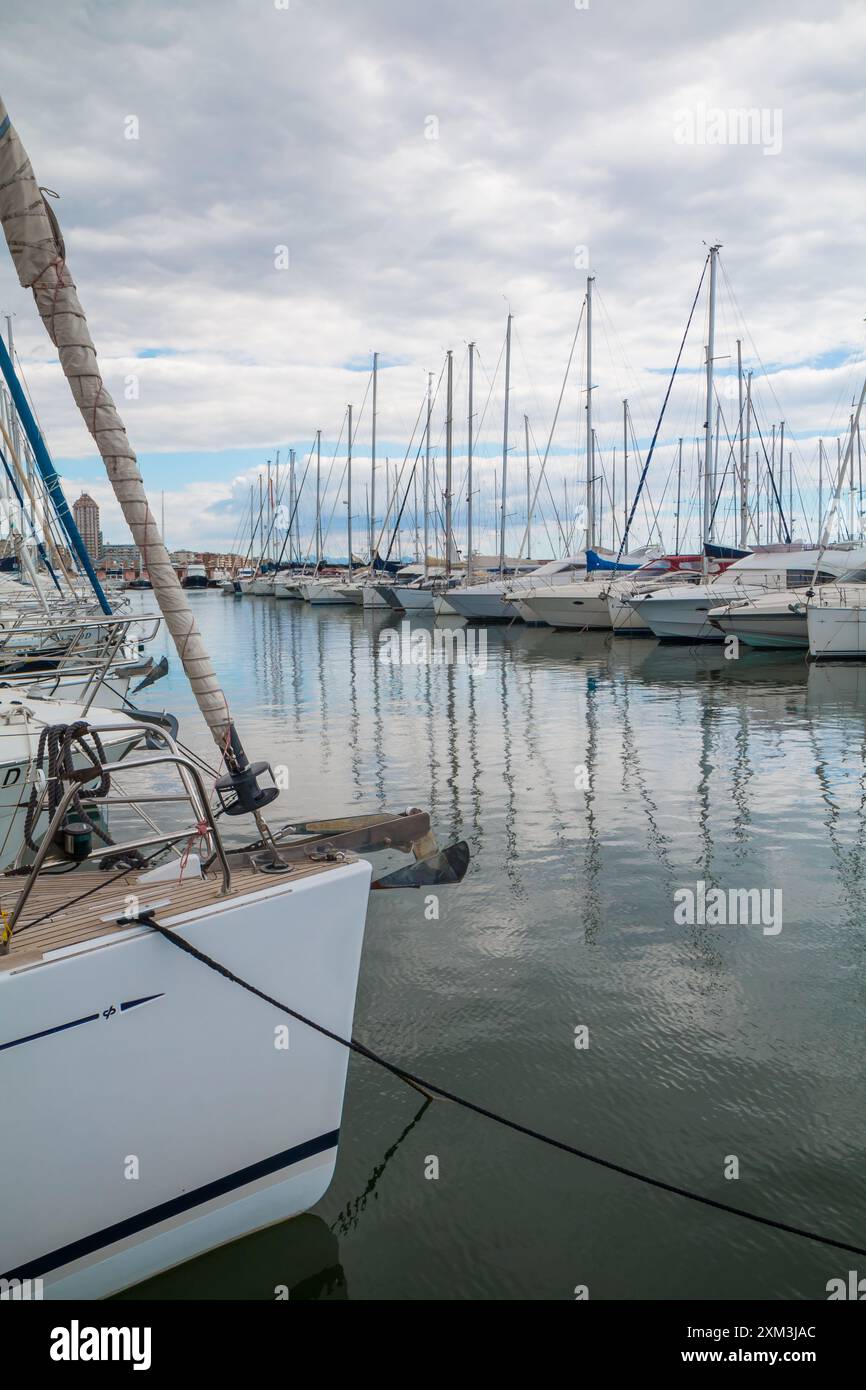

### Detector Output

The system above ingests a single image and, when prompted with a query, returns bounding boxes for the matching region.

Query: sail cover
[0,97,233,752]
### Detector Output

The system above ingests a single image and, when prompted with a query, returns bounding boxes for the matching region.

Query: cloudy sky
[1,0,865,558]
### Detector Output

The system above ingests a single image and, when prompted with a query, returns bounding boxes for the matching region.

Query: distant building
[73,492,100,560]
[98,542,139,572]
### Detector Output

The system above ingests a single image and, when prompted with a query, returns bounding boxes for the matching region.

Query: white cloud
[1,0,865,552]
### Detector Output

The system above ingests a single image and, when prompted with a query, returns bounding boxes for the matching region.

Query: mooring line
[137,912,866,1259]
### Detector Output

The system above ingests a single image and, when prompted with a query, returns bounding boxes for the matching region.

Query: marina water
[119,593,866,1300]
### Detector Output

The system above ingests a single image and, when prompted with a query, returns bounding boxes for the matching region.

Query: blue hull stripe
[0,1012,99,1052]
[2,1129,340,1281]
[1,994,164,1051]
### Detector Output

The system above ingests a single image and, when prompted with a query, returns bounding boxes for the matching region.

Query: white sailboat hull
[628,583,764,642]
[444,590,517,621]
[362,585,392,608]
[387,586,436,612]
[521,587,614,630]
[607,593,653,633]
[0,857,372,1298]
[807,600,866,659]
[433,594,459,617]
[301,581,353,605]
[708,598,809,650]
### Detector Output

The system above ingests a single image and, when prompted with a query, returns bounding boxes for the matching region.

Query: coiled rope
[138,912,866,1260]
[22,720,113,853]
[18,719,146,871]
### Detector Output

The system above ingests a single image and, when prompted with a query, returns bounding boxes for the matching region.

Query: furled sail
[0,96,234,753]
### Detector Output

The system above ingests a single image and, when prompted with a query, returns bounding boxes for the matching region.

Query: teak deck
[0,854,351,971]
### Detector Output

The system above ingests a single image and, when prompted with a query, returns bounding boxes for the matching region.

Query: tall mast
[778,420,786,541]
[711,404,720,542]
[818,438,824,538]
[424,372,431,580]
[524,413,531,559]
[266,457,272,567]
[737,341,746,547]
[811,373,866,579]
[289,448,296,564]
[743,371,752,548]
[370,350,377,560]
[274,451,281,566]
[4,315,27,527]
[585,277,595,550]
[778,417,783,536]
[467,343,474,584]
[499,311,512,575]
[347,403,353,577]
[770,424,776,541]
[675,437,683,552]
[445,349,453,577]
[703,245,720,546]
[622,397,628,548]
[850,408,856,539]
[258,474,264,570]
[315,428,322,565]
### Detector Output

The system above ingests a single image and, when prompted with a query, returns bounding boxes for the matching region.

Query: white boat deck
[0,855,352,970]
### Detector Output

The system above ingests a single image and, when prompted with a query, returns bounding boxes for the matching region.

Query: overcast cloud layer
[1,0,865,555]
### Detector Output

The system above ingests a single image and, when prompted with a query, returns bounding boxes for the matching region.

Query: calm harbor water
[119,592,866,1301]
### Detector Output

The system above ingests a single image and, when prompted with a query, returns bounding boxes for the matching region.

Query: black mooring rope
[137,912,866,1259]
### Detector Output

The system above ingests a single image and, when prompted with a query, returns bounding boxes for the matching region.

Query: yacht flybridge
[0,96,468,1299]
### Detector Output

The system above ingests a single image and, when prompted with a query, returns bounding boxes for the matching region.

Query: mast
[289,448,296,564]
[315,428,322,565]
[499,312,512,575]
[423,372,431,580]
[586,277,595,551]
[711,403,720,542]
[266,458,271,568]
[258,473,264,571]
[0,95,275,805]
[703,245,719,547]
[524,413,531,559]
[371,350,377,560]
[850,408,856,539]
[0,335,107,606]
[347,403,353,577]
[273,450,280,567]
[4,314,28,528]
[467,343,474,584]
[737,340,746,548]
[812,373,866,578]
[818,439,824,537]
[778,421,785,541]
[770,425,777,541]
[445,349,453,577]
[675,437,683,552]
[289,453,296,567]
[622,398,628,547]
[743,371,752,548]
